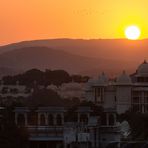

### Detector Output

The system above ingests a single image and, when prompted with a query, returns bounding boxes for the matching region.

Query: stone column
[87,113,90,124]
[78,113,80,123]
[106,113,109,126]
[89,127,95,148]
[142,91,145,113]
[15,113,18,125]
[61,113,64,125]
[113,114,116,125]
[87,113,90,119]
[45,113,48,125]
[38,113,40,125]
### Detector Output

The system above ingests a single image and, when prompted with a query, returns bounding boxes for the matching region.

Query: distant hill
[0,46,137,77]
[0,38,147,76]
[0,39,148,60]
[0,67,22,78]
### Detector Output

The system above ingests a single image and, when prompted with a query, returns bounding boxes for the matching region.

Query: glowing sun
[125,26,141,40]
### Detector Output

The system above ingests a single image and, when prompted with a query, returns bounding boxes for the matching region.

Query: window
[40,114,46,126]
[17,114,25,126]
[56,114,62,126]
[144,92,148,103]
[132,104,141,112]
[28,112,38,125]
[132,91,141,104]
[48,114,54,125]
[94,87,104,103]
[80,114,88,123]
[101,113,107,126]
[137,77,148,83]
[109,114,115,126]
[1,87,8,94]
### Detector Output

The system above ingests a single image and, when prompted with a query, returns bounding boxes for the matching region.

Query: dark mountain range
[0,38,147,77]
[0,46,136,77]
[0,39,148,61]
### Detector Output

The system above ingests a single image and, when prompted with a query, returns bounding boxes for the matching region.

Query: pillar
[113,114,116,125]
[142,91,145,113]
[87,113,90,123]
[78,113,80,123]
[106,113,109,126]
[61,113,64,125]
[45,113,48,125]
[38,113,40,125]
[15,113,18,125]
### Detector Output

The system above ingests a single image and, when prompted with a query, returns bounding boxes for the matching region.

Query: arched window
[56,114,62,126]
[80,114,88,123]
[48,114,54,125]
[109,114,115,126]
[17,114,25,126]
[40,114,46,126]
[101,113,107,125]
[28,112,38,126]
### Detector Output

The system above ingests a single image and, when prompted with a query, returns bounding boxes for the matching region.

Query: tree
[118,111,148,140]
[28,88,66,107]
[0,107,29,148]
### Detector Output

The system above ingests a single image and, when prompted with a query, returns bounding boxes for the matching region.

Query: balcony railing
[26,126,64,140]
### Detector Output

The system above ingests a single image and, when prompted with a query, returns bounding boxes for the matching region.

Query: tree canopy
[118,111,148,140]
[2,68,89,86]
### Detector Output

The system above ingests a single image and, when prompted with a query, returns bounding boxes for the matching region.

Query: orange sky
[0,0,148,45]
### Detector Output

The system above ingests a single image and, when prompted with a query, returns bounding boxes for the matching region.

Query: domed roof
[87,78,95,85]
[85,78,95,90]
[94,72,108,86]
[99,72,108,82]
[137,60,148,74]
[47,84,58,90]
[61,82,82,90]
[116,71,132,85]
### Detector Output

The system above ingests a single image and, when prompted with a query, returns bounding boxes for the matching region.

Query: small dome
[61,82,82,91]
[47,84,58,90]
[99,72,108,83]
[94,72,108,86]
[85,78,95,90]
[116,71,132,85]
[87,78,95,85]
[16,80,20,85]
[137,60,148,74]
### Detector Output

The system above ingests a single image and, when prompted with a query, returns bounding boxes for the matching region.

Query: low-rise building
[14,106,120,148]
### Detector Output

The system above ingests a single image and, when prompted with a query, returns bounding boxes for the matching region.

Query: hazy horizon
[1,0,148,77]
[2,37,148,46]
[1,0,148,45]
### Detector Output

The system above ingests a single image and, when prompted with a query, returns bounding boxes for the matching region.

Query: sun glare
[125,26,141,40]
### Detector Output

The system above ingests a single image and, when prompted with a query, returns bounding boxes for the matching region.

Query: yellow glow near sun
[125,26,141,40]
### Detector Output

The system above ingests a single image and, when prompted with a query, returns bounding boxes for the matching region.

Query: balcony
[27,126,64,141]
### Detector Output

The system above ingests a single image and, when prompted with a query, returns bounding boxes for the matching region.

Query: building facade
[85,61,148,114]
[14,106,120,148]
[0,81,33,98]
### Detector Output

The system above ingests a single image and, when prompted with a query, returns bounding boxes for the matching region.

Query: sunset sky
[1,0,148,45]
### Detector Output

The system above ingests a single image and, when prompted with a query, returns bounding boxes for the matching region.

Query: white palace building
[85,60,148,114]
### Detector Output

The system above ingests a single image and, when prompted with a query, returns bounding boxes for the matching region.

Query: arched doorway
[17,114,25,126]
[48,114,54,126]
[40,114,46,126]
[56,114,62,126]
[109,114,115,126]
[80,114,88,123]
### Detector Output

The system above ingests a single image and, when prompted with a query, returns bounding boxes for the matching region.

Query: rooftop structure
[85,60,148,114]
